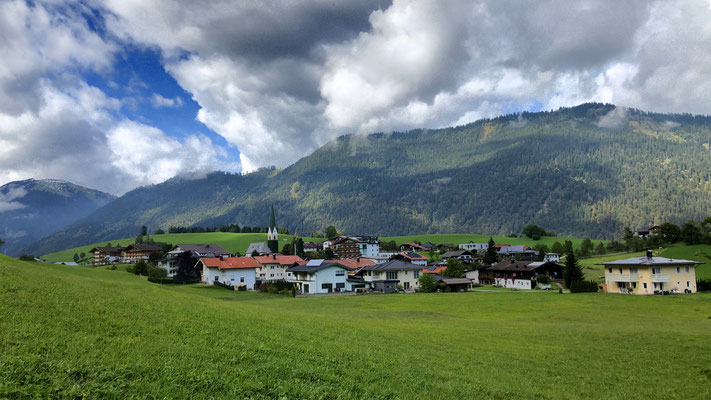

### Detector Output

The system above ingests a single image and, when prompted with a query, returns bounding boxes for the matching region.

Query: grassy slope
[381,234,603,248]
[41,233,319,262]
[1,255,710,399]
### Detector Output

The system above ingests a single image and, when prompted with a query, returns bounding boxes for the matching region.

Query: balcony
[605,273,639,282]
[650,273,670,283]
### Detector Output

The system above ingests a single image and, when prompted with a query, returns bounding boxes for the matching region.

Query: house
[487,260,563,289]
[303,242,320,253]
[497,245,539,261]
[543,253,560,262]
[330,236,380,258]
[392,252,428,266]
[254,254,306,281]
[434,243,456,252]
[399,242,428,252]
[246,242,273,256]
[365,252,397,264]
[421,242,436,251]
[599,251,702,295]
[440,250,476,264]
[168,244,230,258]
[326,257,375,273]
[356,259,423,292]
[430,274,472,292]
[89,246,124,264]
[121,244,162,263]
[287,262,366,294]
[423,265,447,275]
[198,257,260,290]
[458,242,488,252]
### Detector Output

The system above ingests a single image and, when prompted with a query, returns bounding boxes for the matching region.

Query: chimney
[646,250,653,258]
[272,254,276,259]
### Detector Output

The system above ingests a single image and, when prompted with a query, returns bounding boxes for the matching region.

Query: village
[88,211,703,296]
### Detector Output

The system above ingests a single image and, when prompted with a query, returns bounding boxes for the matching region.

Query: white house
[168,244,230,258]
[198,257,260,290]
[458,242,488,252]
[254,254,305,281]
[356,259,423,292]
[287,262,365,294]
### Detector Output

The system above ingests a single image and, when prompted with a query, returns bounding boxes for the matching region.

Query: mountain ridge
[22,103,711,255]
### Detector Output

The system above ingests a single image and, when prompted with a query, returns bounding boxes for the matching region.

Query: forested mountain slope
[26,103,711,255]
[0,179,115,256]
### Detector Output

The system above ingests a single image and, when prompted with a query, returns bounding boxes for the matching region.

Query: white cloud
[107,120,239,185]
[0,185,28,213]
[150,93,184,108]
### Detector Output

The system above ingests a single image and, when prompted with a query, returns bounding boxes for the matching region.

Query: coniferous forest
[26,103,711,255]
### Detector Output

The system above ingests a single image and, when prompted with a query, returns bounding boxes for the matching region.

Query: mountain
[0,179,116,256]
[26,103,711,255]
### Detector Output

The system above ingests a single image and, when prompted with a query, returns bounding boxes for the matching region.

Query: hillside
[1,255,710,398]
[0,179,115,256]
[26,103,711,256]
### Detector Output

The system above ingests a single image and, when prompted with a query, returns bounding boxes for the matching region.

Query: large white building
[458,242,488,252]
[198,257,260,290]
[287,262,367,294]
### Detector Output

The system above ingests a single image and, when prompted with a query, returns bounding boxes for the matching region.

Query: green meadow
[41,232,319,262]
[1,255,710,399]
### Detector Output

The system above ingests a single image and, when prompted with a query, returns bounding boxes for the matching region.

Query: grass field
[41,233,319,262]
[1,255,710,399]
[42,232,604,262]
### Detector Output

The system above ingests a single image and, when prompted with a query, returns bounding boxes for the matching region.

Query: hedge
[569,280,599,293]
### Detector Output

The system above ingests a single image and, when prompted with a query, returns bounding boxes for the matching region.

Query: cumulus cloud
[3,0,711,191]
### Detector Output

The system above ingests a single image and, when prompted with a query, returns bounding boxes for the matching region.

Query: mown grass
[41,233,319,262]
[1,255,710,399]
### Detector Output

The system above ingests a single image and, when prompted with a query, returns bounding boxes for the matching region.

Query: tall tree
[563,240,574,255]
[418,273,437,293]
[579,238,593,257]
[563,252,584,289]
[443,258,465,278]
[174,251,199,284]
[140,225,148,236]
[483,237,498,265]
[680,220,704,245]
[325,225,338,240]
[551,241,564,254]
[657,222,681,243]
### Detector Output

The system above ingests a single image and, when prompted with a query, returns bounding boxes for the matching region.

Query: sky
[1,0,710,196]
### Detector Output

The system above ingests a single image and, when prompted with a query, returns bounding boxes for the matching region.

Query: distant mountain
[26,103,711,256]
[0,179,115,256]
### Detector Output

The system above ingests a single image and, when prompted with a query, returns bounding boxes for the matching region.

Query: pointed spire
[269,204,276,229]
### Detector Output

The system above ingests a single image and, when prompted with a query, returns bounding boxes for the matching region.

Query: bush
[536,275,550,284]
[258,280,294,294]
[18,254,36,261]
[147,265,167,281]
[569,280,599,293]
[148,277,174,284]
[396,284,404,292]
[697,279,711,292]
[134,260,148,276]
[125,264,135,274]
[107,264,117,270]
[418,273,437,293]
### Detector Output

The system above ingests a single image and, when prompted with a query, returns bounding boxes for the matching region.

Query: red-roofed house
[254,254,306,281]
[399,242,428,252]
[198,257,261,290]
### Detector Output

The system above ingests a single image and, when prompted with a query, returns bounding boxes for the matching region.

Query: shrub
[125,264,135,274]
[697,279,711,292]
[396,284,404,292]
[18,254,36,262]
[134,260,148,276]
[147,265,167,281]
[107,264,117,270]
[536,275,550,284]
[258,280,294,294]
[569,280,599,293]
[148,277,174,284]
[418,273,437,293]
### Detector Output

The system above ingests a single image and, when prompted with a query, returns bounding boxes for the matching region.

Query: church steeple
[267,204,278,253]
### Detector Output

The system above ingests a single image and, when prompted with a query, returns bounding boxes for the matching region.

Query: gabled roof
[200,257,260,270]
[400,242,428,251]
[254,254,306,266]
[423,266,447,274]
[498,245,534,253]
[287,262,351,273]
[174,244,230,256]
[441,250,474,258]
[360,259,423,271]
[124,243,162,252]
[327,258,375,270]
[246,242,272,255]
[90,246,124,252]
[599,256,703,266]
[429,274,472,285]
[487,260,562,272]
[397,252,428,261]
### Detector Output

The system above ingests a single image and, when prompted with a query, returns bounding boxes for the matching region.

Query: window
[240,277,245,283]
[335,282,345,289]
[335,270,345,276]
[643,283,647,289]
[630,268,638,274]
[386,271,398,280]
[404,282,410,290]
[414,270,420,279]
[653,283,657,289]
[231,278,235,281]
[619,268,623,274]
[270,273,274,277]
[685,266,690,273]
[652,267,660,275]
[676,267,680,273]
[608,268,612,273]
[214,276,219,282]
[631,282,637,288]
[687,281,690,287]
